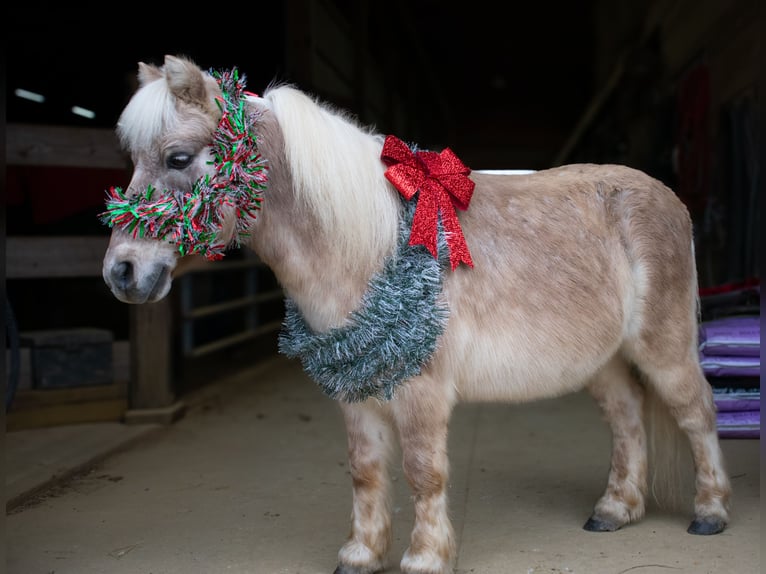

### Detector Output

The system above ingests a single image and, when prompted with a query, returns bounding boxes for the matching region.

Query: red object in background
[7,165,130,225]
[699,278,760,297]
[675,63,711,216]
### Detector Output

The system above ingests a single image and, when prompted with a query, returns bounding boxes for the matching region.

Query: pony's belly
[451,354,603,403]
[433,322,623,403]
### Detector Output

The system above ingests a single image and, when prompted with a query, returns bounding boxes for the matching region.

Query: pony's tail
[644,386,695,514]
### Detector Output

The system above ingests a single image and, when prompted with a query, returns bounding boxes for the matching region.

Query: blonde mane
[262,85,400,265]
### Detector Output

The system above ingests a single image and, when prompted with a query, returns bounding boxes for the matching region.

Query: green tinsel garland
[100,68,268,260]
[278,199,450,402]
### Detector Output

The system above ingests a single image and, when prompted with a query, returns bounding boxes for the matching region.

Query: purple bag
[714,394,761,412]
[700,354,760,377]
[716,410,760,439]
[699,315,760,357]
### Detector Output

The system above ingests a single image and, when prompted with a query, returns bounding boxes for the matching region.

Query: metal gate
[177,256,284,358]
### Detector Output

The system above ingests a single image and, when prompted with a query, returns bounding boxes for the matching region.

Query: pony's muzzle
[103,234,178,304]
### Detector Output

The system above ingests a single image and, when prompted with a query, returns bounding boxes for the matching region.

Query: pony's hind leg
[619,193,730,534]
[639,357,731,534]
[584,355,648,532]
[335,401,395,574]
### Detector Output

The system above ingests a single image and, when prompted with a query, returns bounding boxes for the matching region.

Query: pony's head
[102,55,229,303]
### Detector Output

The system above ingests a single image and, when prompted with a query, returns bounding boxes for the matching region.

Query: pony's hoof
[583,515,621,532]
[688,517,726,535]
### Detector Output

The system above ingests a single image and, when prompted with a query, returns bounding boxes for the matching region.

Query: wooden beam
[6,236,110,279]
[9,383,128,410]
[7,123,128,169]
[6,399,128,431]
[129,300,175,410]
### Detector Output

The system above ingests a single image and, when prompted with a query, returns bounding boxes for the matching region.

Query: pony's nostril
[111,261,134,290]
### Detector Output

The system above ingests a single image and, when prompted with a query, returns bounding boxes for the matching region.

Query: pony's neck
[246,87,401,332]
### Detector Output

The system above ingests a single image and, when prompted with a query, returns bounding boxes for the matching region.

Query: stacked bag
[698,280,760,439]
[699,315,760,438]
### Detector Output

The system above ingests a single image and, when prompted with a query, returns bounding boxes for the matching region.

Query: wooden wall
[563,0,760,287]
[6,124,183,428]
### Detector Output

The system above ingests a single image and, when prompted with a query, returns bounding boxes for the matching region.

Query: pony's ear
[163,54,211,107]
[137,62,163,86]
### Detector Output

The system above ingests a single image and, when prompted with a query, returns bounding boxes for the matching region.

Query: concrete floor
[6,355,761,574]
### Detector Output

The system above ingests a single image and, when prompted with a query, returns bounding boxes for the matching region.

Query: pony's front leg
[335,401,394,574]
[392,380,455,574]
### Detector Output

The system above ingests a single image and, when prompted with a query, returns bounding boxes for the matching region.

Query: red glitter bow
[381,135,475,270]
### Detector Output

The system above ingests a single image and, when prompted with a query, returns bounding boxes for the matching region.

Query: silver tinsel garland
[278,199,450,402]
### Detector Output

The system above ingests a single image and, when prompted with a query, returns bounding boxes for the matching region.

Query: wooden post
[125,299,185,424]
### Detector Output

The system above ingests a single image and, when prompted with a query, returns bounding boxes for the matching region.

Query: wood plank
[6,236,110,279]
[182,291,282,320]
[6,399,128,431]
[130,300,175,409]
[9,383,128,410]
[7,123,128,169]
[187,320,283,358]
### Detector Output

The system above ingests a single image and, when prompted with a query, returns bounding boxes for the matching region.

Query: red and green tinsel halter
[100,68,268,260]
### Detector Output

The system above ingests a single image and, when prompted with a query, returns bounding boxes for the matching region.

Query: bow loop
[436,174,473,210]
[420,147,469,176]
[384,164,425,200]
[381,135,418,166]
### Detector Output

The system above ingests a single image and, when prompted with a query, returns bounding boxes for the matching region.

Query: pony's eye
[167,152,194,170]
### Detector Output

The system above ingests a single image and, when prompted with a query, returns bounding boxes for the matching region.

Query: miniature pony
[102,55,730,574]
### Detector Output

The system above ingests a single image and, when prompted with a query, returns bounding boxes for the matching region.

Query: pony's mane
[262,84,400,264]
[116,76,177,152]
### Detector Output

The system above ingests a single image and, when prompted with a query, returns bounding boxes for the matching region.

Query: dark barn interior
[3,1,761,573]
[6,0,760,385]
